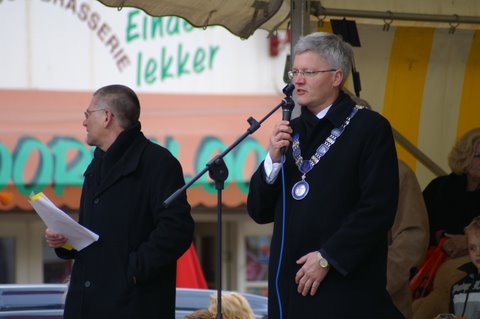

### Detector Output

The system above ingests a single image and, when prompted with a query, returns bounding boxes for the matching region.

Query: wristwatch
[317,252,329,269]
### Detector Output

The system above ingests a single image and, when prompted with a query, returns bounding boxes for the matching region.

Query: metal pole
[290,0,311,51]
[315,7,480,26]
[392,128,447,177]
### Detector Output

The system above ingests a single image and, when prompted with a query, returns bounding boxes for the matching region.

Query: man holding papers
[45,84,194,319]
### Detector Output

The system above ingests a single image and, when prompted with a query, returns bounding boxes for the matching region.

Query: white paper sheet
[29,192,99,251]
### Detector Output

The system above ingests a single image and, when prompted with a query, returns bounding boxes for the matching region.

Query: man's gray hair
[293,32,354,83]
[93,84,140,129]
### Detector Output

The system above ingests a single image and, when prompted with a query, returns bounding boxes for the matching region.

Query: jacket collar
[84,122,149,195]
[299,90,356,128]
[458,261,479,276]
[324,90,357,127]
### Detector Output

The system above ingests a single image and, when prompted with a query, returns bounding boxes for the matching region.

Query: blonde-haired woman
[208,292,255,319]
[423,127,480,258]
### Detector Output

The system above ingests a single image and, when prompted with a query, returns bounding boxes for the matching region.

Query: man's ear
[333,69,344,87]
[103,109,114,127]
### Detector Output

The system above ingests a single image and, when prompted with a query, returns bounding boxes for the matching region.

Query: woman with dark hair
[424,128,480,258]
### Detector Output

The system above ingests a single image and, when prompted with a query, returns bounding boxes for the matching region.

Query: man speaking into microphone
[247,32,403,318]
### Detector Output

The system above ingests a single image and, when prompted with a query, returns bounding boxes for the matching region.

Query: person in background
[184,309,214,319]
[449,216,480,318]
[45,84,194,319]
[208,292,256,319]
[247,32,402,318]
[387,160,429,318]
[424,128,480,258]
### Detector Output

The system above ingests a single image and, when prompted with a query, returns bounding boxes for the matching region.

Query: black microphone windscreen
[282,83,295,97]
[281,84,295,122]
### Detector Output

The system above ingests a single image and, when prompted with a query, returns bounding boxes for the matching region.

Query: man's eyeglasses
[287,69,336,80]
[84,108,106,119]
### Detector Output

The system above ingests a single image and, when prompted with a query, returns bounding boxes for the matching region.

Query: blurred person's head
[464,216,480,270]
[208,292,255,319]
[448,128,480,177]
[184,308,213,319]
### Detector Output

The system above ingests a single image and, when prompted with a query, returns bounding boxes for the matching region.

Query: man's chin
[295,98,309,107]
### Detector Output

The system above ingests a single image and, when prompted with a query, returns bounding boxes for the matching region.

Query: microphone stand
[163,84,295,319]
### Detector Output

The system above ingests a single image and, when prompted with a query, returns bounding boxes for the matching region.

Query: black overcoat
[247,92,402,318]
[423,173,480,244]
[56,123,194,319]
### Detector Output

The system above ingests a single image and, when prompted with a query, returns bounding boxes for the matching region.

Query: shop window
[0,237,15,283]
[245,235,270,296]
[200,236,215,288]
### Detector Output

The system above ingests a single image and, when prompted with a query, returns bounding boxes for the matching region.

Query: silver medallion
[291,180,309,200]
[290,106,361,201]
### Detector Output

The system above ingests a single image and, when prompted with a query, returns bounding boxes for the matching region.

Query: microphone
[280,84,295,155]
[282,102,294,122]
[282,82,295,97]
[281,83,295,122]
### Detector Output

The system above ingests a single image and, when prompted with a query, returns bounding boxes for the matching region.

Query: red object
[269,34,280,57]
[0,192,12,206]
[176,243,208,288]
[409,238,448,300]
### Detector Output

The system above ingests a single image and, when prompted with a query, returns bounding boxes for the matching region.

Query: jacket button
[93,198,99,204]
[84,281,91,288]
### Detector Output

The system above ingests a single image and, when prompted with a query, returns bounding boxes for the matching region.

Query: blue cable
[275,154,287,319]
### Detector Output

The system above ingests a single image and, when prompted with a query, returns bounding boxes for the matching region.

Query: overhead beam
[315,6,480,26]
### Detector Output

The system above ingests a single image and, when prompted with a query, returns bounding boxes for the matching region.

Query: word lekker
[136,45,219,84]
[126,10,221,84]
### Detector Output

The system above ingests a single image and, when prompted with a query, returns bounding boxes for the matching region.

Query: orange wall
[0,89,283,210]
